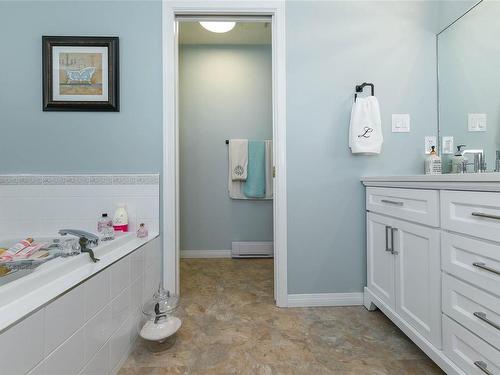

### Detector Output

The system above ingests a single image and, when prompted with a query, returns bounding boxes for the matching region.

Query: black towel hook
[354,82,374,101]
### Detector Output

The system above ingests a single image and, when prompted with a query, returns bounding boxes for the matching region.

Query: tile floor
[119,259,444,374]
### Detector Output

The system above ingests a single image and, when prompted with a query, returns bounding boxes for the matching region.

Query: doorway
[162,2,287,307]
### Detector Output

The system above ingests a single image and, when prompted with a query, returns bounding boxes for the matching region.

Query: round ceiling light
[199,21,236,33]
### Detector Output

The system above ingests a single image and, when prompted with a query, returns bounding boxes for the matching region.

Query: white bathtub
[0,232,161,375]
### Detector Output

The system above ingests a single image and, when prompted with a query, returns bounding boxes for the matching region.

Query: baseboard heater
[231,241,274,258]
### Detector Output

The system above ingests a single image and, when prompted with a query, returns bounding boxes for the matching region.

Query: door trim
[162,1,288,306]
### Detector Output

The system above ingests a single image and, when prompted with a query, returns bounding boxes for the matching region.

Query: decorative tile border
[0,174,159,186]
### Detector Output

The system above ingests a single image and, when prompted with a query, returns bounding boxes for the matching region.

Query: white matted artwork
[52,46,109,102]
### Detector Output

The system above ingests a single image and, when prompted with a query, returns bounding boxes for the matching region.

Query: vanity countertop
[361,173,500,191]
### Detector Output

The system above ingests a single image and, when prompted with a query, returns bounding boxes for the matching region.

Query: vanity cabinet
[367,211,441,348]
[363,179,500,375]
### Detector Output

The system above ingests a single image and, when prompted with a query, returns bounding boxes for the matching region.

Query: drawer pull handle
[474,312,500,331]
[474,361,494,375]
[472,212,500,221]
[473,262,500,276]
[381,199,404,206]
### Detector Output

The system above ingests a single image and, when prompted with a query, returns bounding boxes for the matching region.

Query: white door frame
[162,0,288,307]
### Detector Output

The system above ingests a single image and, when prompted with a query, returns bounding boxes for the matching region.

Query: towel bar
[354,82,374,101]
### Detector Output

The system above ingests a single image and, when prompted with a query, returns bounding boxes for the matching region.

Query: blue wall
[0,1,162,174]
[286,1,439,294]
[179,45,273,250]
[0,0,445,296]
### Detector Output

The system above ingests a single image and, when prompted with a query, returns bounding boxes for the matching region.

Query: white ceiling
[179,21,271,45]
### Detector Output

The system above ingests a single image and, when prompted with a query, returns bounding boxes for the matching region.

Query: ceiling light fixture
[199,21,236,33]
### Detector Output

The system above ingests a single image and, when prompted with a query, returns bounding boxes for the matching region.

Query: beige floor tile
[119,259,444,375]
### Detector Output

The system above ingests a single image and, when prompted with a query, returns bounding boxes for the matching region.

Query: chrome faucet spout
[462,149,486,173]
[58,229,99,243]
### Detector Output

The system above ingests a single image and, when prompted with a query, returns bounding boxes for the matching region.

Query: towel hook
[354,82,374,101]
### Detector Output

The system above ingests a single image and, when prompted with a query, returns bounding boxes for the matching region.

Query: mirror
[438,0,500,173]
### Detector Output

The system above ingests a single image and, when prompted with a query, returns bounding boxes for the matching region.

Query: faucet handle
[79,237,100,263]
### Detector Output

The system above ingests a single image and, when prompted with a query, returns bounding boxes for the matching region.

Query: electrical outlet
[425,136,437,154]
[468,113,487,132]
[442,136,454,154]
[392,114,410,132]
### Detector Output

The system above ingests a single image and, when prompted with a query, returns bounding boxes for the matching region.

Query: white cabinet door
[392,218,442,348]
[367,213,396,310]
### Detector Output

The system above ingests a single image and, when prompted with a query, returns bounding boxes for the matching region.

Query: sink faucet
[58,229,100,263]
[462,149,486,173]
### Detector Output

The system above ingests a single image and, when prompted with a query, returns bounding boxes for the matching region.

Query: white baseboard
[231,241,274,258]
[287,292,364,307]
[180,250,231,258]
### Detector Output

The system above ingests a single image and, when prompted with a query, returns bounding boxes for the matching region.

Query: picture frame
[42,36,119,111]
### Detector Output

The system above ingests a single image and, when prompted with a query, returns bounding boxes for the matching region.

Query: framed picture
[42,36,119,111]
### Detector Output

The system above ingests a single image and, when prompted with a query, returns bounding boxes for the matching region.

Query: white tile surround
[0,174,160,238]
[0,174,161,375]
[0,236,162,375]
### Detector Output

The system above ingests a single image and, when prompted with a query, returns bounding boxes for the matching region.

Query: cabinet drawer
[441,190,500,243]
[442,232,500,296]
[366,187,439,226]
[443,315,500,375]
[443,273,500,350]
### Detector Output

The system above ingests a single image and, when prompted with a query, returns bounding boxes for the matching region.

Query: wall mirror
[438,0,500,173]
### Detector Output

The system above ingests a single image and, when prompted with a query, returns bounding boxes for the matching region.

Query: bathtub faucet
[58,229,100,263]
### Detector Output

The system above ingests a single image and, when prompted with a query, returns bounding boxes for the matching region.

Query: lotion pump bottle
[451,145,467,173]
[425,146,442,175]
[113,203,129,232]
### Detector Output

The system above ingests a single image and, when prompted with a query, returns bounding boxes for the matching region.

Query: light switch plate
[468,113,487,132]
[442,136,454,154]
[392,114,410,132]
[425,136,437,154]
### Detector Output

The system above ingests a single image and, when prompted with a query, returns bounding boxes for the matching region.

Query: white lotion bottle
[113,203,129,232]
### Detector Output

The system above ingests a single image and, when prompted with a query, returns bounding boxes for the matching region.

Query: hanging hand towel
[349,96,383,154]
[244,140,266,198]
[229,139,248,180]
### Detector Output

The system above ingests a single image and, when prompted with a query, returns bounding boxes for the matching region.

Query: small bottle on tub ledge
[113,203,129,232]
[137,223,149,238]
[98,213,115,241]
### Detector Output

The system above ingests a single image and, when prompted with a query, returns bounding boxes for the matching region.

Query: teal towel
[244,141,266,198]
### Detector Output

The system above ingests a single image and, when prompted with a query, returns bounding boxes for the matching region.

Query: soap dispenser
[451,145,467,173]
[425,146,442,175]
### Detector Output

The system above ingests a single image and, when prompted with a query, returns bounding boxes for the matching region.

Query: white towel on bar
[349,96,383,154]
[228,139,273,200]
[229,139,248,181]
